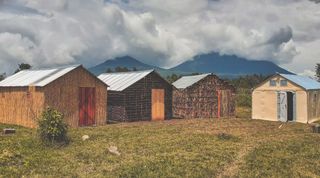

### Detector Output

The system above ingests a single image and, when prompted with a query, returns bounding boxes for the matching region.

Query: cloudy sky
[0,0,319,75]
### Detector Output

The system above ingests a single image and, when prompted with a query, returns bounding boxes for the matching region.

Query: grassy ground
[1,118,320,178]
[235,107,251,118]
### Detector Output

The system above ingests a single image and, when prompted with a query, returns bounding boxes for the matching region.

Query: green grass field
[1,118,320,177]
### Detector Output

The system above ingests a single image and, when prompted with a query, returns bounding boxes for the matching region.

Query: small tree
[0,73,6,81]
[316,63,320,82]
[115,66,130,72]
[37,107,68,145]
[15,63,32,73]
[106,68,113,73]
[166,74,181,83]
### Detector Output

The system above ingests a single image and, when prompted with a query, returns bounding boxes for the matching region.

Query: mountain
[170,53,293,77]
[88,56,188,77]
[89,56,153,75]
[88,53,293,78]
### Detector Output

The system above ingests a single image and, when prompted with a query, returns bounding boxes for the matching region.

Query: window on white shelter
[270,80,277,86]
[280,80,287,86]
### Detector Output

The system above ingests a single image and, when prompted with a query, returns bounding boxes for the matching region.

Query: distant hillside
[89,56,153,75]
[88,56,189,77]
[170,53,293,76]
[89,53,293,78]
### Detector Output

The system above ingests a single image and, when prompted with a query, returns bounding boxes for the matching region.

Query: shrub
[236,94,252,108]
[37,107,68,144]
[217,133,236,140]
[236,89,252,108]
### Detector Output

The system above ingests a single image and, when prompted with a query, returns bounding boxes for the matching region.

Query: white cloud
[298,69,316,79]
[0,0,319,74]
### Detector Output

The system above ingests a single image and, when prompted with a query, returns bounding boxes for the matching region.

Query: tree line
[0,63,32,81]
[1,63,320,83]
[105,67,138,73]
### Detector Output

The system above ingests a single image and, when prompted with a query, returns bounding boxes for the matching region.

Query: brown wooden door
[152,89,165,121]
[79,87,96,126]
[217,89,232,118]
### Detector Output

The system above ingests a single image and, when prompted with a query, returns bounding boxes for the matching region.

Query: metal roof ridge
[20,64,81,72]
[99,69,154,75]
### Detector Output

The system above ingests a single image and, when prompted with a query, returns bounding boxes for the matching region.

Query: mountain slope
[89,53,293,78]
[170,53,293,76]
[88,56,188,77]
[89,56,154,75]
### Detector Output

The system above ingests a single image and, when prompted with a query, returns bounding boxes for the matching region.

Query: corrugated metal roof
[172,73,210,89]
[280,74,320,90]
[98,69,154,91]
[0,65,80,87]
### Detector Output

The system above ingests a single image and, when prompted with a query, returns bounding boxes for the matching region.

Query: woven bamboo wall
[0,87,44,128]
[107,72,173,122]
[44,67,107,127]
[173,75,235,119]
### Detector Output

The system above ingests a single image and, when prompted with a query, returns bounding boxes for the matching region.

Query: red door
[79,87,96,126]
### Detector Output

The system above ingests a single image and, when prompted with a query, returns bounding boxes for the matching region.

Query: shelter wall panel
[295,91,308,123]
[107,92,128,122]
[0,87,44,128]
[43,67,107,127]
[252,90,277,121]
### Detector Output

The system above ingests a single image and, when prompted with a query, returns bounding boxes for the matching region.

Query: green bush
[235,89,252,108]
[37,107,68,144]
[236,93,252,108]
[217,133,236,140]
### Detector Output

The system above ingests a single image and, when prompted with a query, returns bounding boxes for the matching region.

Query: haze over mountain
[89,53,292,77]
[171,53,292,76]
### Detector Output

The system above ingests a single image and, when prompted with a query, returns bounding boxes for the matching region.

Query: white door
[278,92,287,122]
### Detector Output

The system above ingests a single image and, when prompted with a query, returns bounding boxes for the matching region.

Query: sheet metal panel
[172,73,210,89]
[0,65,80,87]
[98,70,154,91]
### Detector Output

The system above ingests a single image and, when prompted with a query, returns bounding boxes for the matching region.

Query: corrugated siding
[98,70,154,91]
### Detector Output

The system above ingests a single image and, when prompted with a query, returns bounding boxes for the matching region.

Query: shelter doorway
[217,90,232,118]
[79,87,96,126]
[287,92,294,121]
[277,91,295,122]
[152,89,165,121]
